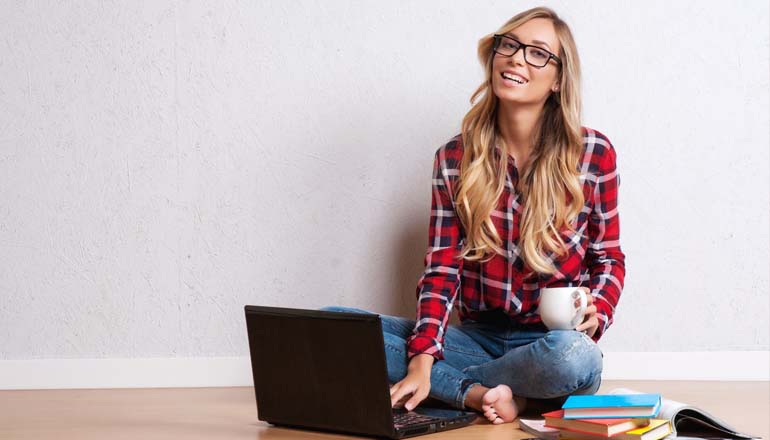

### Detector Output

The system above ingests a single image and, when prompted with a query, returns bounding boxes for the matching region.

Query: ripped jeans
[320,306,603,411]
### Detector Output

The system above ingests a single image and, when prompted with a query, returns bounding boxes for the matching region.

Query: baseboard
[0,351,767,390]
[0,357,252,390]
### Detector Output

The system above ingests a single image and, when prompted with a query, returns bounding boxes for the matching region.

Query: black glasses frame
[492,34,561,68]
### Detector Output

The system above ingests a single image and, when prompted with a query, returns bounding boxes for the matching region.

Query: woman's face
[491,18,562,106]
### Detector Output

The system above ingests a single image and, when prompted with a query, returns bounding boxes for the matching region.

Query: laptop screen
[245,305,396,438]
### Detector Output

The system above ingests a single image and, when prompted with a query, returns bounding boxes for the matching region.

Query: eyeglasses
[492,34,561,68]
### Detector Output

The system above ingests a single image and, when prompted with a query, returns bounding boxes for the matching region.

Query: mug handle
[570,289,588,328]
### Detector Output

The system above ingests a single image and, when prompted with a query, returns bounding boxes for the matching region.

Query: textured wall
[0,0,767,360]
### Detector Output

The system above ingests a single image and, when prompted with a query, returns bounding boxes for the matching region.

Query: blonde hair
[456,6,585,275]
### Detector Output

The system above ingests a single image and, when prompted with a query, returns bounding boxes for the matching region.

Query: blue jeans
[320,306,603,411]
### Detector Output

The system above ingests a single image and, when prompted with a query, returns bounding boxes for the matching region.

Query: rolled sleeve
[406,147,464,360]
[585,139,626,342]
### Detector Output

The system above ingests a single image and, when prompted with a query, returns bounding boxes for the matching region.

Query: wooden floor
[0,381,767,439]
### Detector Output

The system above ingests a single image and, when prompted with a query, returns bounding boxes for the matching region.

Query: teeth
[502,72,527,84]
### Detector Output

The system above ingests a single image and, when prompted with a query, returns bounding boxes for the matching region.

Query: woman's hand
[389,353,433,411]
[575,287,599,338]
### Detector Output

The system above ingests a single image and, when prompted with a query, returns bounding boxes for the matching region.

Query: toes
[492,416,505,425]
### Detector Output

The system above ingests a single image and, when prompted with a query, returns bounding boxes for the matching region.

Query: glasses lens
[525,46,550,67]
[495,36,520,56]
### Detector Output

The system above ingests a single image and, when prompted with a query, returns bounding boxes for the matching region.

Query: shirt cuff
[591,298,613,342]
[406,334,445,361]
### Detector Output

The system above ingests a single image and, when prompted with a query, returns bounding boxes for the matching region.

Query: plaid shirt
[406,127,626,360]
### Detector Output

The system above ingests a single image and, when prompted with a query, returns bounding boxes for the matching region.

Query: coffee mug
[538,287,588,330]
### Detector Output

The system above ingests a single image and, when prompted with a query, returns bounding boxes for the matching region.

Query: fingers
[390,383,409,408]
[575,316,599,334]
[390,377,431,411]
[391,382,422,409]
[577,319,598,338]
[575,317,592,331]
[390,382,405,407]
[405,389,428,411]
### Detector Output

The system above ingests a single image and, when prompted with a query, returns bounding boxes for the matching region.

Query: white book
[518,417,560,440]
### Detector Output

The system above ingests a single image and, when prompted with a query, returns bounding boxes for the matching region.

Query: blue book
[562,394,662,419]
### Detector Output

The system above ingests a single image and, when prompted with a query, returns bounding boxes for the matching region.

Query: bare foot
[480,384,525,424]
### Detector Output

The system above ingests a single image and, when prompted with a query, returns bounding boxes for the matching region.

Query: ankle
[463,384,489,411]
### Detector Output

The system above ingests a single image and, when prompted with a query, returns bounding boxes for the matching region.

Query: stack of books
[519,388,757,440]
[544,394,672,440]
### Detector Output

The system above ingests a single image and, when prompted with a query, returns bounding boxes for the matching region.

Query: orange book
[543,410,650,437]
[560,419,672,440]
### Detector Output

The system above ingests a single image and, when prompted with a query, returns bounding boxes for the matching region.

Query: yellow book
[616,419,672,440]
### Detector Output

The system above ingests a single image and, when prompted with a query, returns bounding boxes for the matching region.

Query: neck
[496,100,544,156]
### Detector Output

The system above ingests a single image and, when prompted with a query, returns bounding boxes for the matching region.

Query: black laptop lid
[245,305,396,438]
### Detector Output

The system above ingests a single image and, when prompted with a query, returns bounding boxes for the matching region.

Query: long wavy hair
[456,6,585,275]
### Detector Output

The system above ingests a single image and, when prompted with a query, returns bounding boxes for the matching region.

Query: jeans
[320,306,603,411]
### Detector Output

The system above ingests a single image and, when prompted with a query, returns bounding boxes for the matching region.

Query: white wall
[0,0,768,387]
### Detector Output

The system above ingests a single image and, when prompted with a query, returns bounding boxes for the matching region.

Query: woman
[323,6,625,424]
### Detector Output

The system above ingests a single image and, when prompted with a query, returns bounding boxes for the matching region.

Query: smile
[501,72,528,87]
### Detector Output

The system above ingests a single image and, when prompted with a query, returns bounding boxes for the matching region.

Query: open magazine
[607,388,759,439]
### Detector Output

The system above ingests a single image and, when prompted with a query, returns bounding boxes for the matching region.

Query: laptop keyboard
[392,411,441,428]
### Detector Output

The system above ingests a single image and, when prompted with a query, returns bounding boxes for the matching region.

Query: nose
[511,46,527,67]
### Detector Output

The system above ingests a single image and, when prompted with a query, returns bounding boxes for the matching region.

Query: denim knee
[319,306,415,339]
[542,330,603,392]
[382,332,409,382]
[318,305,375,314]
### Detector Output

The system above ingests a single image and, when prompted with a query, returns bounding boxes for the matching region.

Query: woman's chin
[495,94,528,105]
[493,90,547,107]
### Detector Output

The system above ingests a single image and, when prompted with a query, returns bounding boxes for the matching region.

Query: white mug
[538,287,588,330]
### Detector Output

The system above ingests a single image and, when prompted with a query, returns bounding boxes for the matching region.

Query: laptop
[244,305,478,438]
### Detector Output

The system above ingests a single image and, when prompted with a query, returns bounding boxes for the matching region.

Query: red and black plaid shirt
[406,127,626,360]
